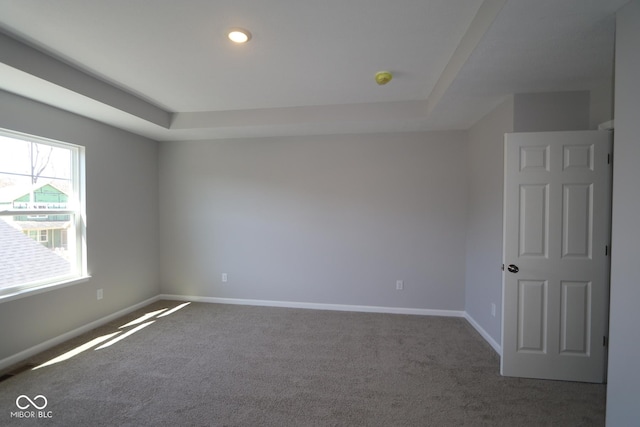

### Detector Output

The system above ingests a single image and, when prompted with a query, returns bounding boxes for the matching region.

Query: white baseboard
[0,295,160,372]
[162,295,505,354]
[159,294,466,318]
[464,312,502,355]
[2,294,501,372]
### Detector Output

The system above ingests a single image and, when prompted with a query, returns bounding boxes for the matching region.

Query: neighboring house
[0,219,70,289]
[0,183,70,253]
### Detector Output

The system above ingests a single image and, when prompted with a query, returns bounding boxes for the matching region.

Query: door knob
[507,264,519,273]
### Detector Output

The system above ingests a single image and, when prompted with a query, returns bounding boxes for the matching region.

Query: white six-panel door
[501,131,612,383]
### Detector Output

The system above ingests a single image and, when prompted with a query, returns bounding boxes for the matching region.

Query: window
[26,229,48,242]
[0,129,87,300]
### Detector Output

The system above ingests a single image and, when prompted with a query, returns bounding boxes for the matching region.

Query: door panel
[563,144,594,170]
[519,184,548,257]
[560,281,590,355]
[562,184,592,258]
[517,280,547,353]
[502,131,612,383]
[520,145,549,171]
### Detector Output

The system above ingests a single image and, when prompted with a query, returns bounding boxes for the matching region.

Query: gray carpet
[0,301,605,426]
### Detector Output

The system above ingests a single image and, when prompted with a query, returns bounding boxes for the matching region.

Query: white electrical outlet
[491,303,496,317]
[97,289,103,300]
[396,280,404,290]
[222,273,228,283]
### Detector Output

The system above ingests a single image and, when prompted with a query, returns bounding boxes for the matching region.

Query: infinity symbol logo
[16,395,48,410]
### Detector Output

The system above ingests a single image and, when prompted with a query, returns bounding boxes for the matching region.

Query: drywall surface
[0,90,160,362]
[513,91,590,132]
[589,80,614,130]
[465,96,514,347]
[607,1,640,425]
[159,132,468,310]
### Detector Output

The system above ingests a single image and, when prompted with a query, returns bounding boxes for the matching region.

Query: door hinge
[606,245,609,256]
[608,153,612,165]
[501,264,505,271]
[603,336,608,347]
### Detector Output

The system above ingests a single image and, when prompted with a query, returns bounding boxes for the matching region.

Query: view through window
[0,129,86,298]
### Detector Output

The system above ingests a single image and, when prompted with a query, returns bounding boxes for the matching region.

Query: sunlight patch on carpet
[96,321,155,350]
[157,302,191,318]
[33,332,122,370]
[119,309,168,328]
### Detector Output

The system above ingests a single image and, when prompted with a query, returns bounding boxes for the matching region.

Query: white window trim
[0,128,88,301]
[0,275,92,303]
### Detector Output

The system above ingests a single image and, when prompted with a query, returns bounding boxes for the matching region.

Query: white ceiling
[0,0,629,141]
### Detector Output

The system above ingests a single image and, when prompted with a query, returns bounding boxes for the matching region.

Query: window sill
[0,276,92,304]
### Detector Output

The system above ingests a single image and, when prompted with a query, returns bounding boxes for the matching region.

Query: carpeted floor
[0,300,605,426]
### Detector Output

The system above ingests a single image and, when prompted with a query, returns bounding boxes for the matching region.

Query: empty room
[0,1,638,425]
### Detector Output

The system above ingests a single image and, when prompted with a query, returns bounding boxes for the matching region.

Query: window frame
[0,128,88,302]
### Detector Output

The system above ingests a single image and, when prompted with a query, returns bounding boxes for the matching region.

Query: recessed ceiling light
[228,28,251,44]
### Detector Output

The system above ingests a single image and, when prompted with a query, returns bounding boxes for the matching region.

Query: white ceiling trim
[0,0,624,141]
[425,0,507,115]
[0,32,170,128]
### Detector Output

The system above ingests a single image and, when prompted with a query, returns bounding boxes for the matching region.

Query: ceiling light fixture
[375,71,393,85]
[228,28,252,44]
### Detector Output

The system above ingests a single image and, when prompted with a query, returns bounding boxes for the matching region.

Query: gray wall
[465,96,514,346]
[159,132,468,310]
[607,1,640,424]
[589,80,615,130]
[513,91,590,132]
[0,91,160,362]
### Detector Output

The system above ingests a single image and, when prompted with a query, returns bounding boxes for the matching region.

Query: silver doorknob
[507,264,519,273]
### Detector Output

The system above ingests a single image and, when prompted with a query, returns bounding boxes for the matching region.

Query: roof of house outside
[0,182,68,204]
[14,221,71,230]
[0,219,70,290]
